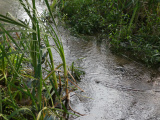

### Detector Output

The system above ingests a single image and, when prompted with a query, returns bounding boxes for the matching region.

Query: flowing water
[59,27,160,120]
[1,1,160,120]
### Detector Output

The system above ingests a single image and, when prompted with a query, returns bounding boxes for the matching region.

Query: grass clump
[60,0,160,67]
[0,0,83,119]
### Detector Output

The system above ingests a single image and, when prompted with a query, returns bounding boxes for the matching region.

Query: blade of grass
[7,84,18,109]
[44,35,58,89]
[0,29,35,34]
[9,81,38,111]
[0,14,29,28]
[16,54,24,72]
[43,81,54,107]
[7,108,36,120]
[0,23,23,53]
[128,0,139,31]
[18,0,33,22]
[0,89,2,114]
[0,114,8,120]
[0,43,18,75]
[44,0,57,26]
[30,0,37,74]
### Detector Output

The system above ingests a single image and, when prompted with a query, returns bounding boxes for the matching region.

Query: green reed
[0,0,79,119]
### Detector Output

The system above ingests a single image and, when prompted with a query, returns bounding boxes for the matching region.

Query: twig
[68,78,84,92]
[69,104,86,116]
[68,71,77,84]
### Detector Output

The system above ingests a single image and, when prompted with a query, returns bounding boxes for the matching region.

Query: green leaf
[7,108,36,120]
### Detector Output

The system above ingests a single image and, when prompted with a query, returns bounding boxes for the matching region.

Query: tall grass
[0,0,81,119]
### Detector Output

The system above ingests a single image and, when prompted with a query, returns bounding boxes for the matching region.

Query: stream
[1,1,160,120]
[59,27,160,120]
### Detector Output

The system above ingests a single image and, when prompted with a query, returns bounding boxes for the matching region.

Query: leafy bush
[60,0,160,67]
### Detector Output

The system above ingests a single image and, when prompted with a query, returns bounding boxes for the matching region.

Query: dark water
[1,1,160,120]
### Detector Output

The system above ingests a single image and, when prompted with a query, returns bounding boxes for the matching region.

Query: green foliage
[0,0,81,119]
[62,0,103,34]
[61,0,160,67]
[70,60,85,81]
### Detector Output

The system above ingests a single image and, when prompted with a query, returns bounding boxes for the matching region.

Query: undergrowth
[60,0,160,67]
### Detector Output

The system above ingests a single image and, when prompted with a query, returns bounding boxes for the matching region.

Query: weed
[0,0,82,119]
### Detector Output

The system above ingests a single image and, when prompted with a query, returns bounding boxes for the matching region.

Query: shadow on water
[1,1,160,119]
